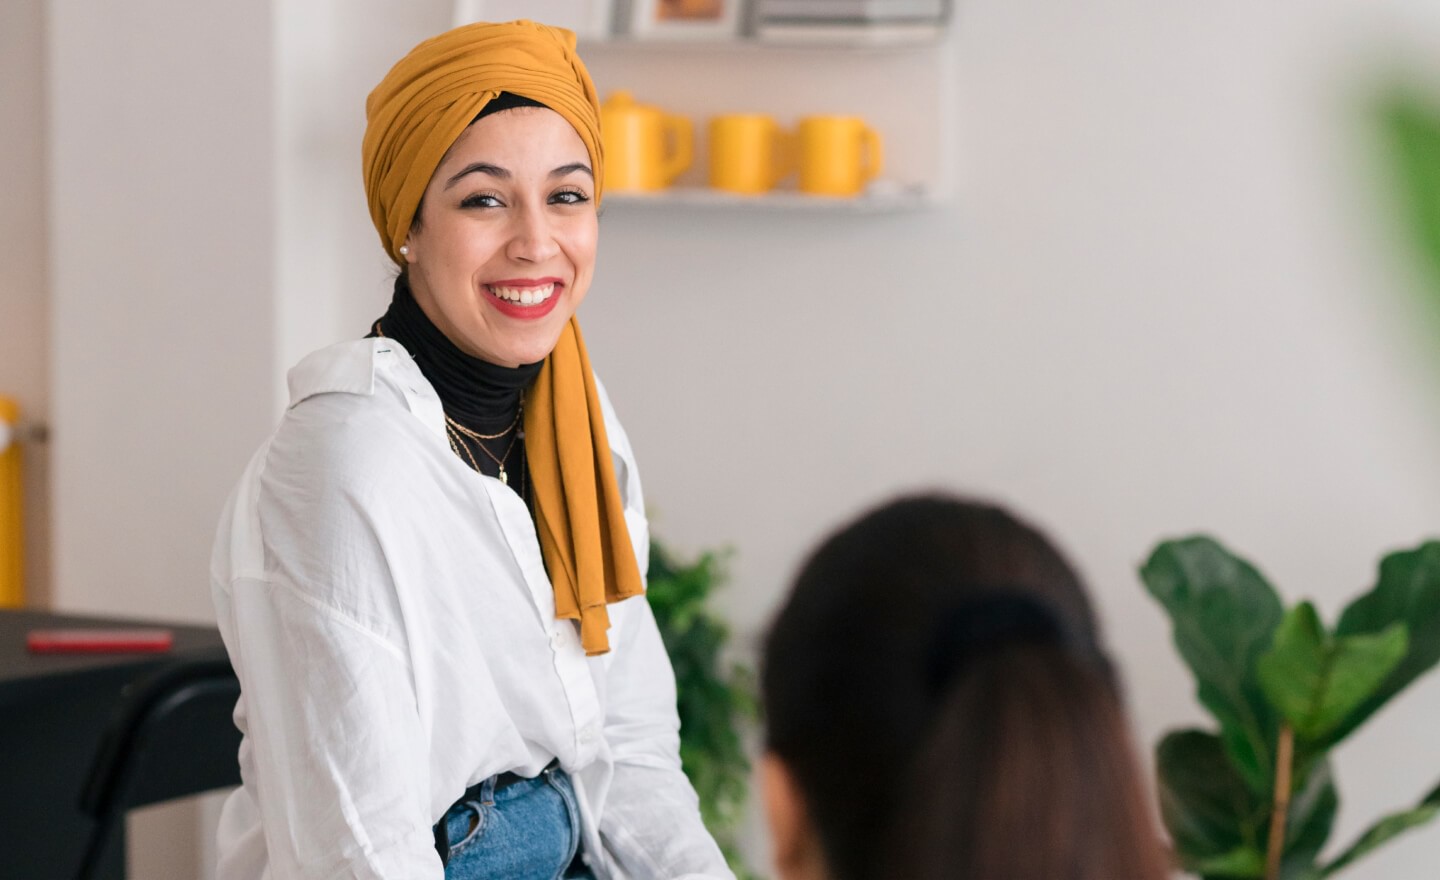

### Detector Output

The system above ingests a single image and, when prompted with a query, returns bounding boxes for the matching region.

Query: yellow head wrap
[363,19,604,265]
[363,21,641,655]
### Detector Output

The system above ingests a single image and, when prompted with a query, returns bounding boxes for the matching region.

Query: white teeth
[489,283,555,305]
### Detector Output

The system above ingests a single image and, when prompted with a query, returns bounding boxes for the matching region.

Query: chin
[499,335,565,368]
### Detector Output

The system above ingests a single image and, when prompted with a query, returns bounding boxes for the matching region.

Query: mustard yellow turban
[362,20,642,656]
[362,19,604,265]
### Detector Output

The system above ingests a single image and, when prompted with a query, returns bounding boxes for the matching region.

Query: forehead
[437,106,589,170]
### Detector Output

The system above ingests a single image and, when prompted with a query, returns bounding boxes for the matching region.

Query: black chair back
[74,649,242,880]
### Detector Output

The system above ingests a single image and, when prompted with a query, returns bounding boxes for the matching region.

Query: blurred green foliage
[1378,87,1440,319]
[647,539,761,879]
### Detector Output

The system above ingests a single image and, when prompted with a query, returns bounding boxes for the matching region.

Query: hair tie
[925,592,1074,693]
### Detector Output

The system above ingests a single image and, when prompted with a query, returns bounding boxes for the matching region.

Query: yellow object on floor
[0,397,23,608]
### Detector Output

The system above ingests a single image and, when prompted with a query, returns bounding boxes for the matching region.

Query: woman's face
[404,107,598,367]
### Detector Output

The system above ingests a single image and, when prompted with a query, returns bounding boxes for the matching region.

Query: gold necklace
[446,415,522,485]
[446,392,524,486]
[446,406,521,441]
[374,318,526,489]
[446,425,485,472]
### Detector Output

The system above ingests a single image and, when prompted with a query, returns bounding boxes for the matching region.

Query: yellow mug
[600,91,694,193]
[797,116,884,197]
[708,114,794,195]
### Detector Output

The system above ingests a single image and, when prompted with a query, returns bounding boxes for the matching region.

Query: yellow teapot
[600,91,693,193]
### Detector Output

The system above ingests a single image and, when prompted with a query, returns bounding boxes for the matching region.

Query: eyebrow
[550,163,593,180]
[445,161,594,189]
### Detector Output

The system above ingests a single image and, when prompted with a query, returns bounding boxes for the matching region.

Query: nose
[505,204,560,263]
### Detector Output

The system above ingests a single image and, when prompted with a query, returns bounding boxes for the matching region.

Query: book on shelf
[756,0,946,19]
[754,19,945,44]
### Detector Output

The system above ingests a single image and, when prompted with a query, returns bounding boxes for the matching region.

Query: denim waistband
[433,760,563,868]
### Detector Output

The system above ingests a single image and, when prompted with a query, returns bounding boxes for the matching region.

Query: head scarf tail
[525,320,645,655]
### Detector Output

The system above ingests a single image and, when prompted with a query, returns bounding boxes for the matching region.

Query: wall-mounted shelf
[605,183,936,212]
[578,32,956,210]
[579,27,944,52]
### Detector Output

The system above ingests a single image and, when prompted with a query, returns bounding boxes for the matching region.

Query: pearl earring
[399,245,410,256]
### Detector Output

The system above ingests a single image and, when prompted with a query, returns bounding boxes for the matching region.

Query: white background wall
[48,0,279,623]
[1,0,51,607]
[12,0,1440,877]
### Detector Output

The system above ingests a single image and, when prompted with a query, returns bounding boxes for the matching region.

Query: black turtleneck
[369,275,541,499]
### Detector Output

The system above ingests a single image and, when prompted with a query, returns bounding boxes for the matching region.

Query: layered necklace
[444,402,523,488]
[371,303,535,500]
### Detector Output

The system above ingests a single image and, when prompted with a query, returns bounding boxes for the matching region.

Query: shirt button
[549,631,564,650]
[579,723,597,744]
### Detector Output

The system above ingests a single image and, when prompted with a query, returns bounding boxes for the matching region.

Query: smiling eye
[461,192,504,209]
[550,189,590,206]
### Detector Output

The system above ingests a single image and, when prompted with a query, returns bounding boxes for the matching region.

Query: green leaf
[1281,758,1339,879]
[1255,602,1408,743]
[1329,542,1440,744]
[1156,729,1339,879]
[1142,538,1285,793]
[1192,848,1267,877]
[1156,729,1267,876]
[1318,779,1440,877]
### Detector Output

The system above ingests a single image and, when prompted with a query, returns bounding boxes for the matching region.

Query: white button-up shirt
[210,338,733,880]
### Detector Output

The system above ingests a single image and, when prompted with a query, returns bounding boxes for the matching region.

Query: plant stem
[1266,724,1296,880]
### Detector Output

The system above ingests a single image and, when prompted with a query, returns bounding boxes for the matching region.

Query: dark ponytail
[892,642,1167,879]
[762,495,1169,880]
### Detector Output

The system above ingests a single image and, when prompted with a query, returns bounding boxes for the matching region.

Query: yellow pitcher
[600,91,694,192]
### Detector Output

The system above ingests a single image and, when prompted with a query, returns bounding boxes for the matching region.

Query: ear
[761,753,828,880]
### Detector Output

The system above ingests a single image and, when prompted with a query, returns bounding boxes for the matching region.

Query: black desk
[0,609,230,880]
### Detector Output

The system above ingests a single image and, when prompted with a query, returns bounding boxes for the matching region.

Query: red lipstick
[483,278,564,321]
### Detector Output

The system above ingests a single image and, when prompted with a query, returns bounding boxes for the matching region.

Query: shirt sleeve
[589,377,735,879]
[596,598,736,880]
[222,580,442,879]
[216,436,444,880]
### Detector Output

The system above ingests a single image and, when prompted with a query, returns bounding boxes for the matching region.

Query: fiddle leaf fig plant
[1143,536,1440,879]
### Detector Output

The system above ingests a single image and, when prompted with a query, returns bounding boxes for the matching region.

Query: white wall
[35,0,1440,877]
[273,0,454,383]
[49,0,279,621]
[0,0,51,606]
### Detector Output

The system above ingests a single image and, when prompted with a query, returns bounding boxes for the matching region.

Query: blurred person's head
[760,494,1170,880]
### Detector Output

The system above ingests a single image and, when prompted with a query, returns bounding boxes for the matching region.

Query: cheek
[422,221,503,274]
[569,222,599,277]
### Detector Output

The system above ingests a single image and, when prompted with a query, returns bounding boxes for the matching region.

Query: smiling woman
[209,19,732,880]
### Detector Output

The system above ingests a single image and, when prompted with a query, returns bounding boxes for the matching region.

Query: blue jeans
[438,765,595,879]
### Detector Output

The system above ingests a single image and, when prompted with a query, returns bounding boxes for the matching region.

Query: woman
[760,495,1171,880]
[210,20,732,880]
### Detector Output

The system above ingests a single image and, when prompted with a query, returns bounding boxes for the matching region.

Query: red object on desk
[26,628,174,654]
